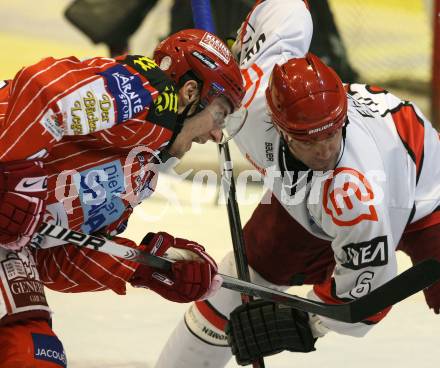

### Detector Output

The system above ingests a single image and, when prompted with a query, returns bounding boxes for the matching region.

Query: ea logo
[323,167,378,226]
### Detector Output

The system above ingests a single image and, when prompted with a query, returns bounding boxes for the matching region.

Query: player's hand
[0,160,48,250]
[225,300,317,366]
[129,232,222,303]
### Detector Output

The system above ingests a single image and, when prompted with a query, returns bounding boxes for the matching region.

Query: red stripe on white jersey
[390,104,425,180]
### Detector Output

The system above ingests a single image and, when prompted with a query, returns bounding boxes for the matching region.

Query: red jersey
[0,55,179,295]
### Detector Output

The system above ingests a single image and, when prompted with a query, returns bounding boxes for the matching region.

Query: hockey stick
[221,261,440,323]
[33,222,173,271]
[190,0,254,309]
[191,1,265,366]
[34,222,440,323]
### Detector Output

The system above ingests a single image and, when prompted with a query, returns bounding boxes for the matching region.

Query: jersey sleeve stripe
[390,104,425,182]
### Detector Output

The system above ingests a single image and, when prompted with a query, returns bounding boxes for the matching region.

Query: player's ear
[178,80,200,109]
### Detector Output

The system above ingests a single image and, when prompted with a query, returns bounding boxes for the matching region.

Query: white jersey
[155,3,439,368]
[236,0,312,129]
[231,1,440,336]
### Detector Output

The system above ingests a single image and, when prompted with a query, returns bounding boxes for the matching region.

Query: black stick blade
[220,259,440,323]
[348,258,440,322]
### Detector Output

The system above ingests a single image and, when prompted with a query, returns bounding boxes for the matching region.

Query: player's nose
[315,142,333,160]
[210,128,223,143]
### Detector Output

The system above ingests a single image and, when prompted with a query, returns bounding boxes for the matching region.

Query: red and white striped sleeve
[33,236,139,294]
[0,55,177,162]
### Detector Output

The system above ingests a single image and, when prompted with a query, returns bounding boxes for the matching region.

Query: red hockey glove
[0,160,48,250]
[129,232,222,303]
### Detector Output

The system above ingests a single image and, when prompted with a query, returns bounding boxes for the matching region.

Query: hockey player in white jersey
[155,0,440,367]
[224,52,440,364]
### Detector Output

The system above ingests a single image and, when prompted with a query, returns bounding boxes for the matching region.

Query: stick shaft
[190,2,264,364]
[35,222,440,323]
[34,222,172,271]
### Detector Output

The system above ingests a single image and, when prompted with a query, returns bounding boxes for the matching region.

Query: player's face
[192,96,232,144]
[168,96,232,159]
[282,128,343,171]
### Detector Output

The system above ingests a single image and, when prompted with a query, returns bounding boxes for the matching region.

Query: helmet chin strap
[159,101,196,162]
[173,101,196,139]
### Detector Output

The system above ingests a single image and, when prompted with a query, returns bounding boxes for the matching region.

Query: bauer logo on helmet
[308,122,335,135]
[191,51,218,69]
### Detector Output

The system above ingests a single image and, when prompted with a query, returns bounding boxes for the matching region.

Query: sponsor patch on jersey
[152,85,178,116]
[32,333,67,367]
[342,235,388,270]
[119,55,178,131]
[121,55,163,83]
[39,108,64,140]
[100,64,151,123]
[265,141,274,162]
[145,86,178,131]
[0,247,48,312]
[73,160,126,234]
[125,55,159,73]
[59,78,116,135]
[242,32,266,64]
[323,167,378,226]
[199,32,231,64]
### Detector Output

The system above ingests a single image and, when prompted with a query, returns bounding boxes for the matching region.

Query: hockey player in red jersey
[0,29,244,367]
[155,1,440,367]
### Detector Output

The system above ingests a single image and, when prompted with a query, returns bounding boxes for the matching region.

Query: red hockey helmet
[153,29,245,110]
[265,53,347,141]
